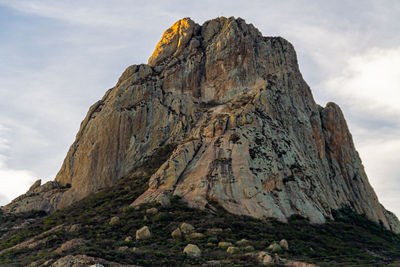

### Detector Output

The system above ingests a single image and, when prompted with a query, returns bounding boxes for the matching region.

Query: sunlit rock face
[4,17,399,233]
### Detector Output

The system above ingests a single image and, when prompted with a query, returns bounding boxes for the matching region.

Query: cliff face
[4,17,399,233]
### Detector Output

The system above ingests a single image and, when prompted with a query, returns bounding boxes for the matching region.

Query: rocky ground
[1,170,400,266]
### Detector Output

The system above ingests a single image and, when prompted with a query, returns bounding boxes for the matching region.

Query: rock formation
[3,17,399,233]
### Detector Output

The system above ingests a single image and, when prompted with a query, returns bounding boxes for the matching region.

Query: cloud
[324,47,400,121]
[0,155,37,206]
[0,125,38,206]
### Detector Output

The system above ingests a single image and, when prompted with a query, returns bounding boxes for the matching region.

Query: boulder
[180,222,195,234]
[136,226,151,240]
[183,244,201,258]
[254,251,274,265]
[262,254,274,265]
[171,228,182,239]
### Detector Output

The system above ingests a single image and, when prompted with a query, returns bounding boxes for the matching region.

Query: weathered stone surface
[148,18,196,67]
[28,179,41,192]
[171,228,182,239]
[2,181,65,213]
[180,222,195,234]
[262,254,274,265]
[136,226,151,240]
[253,251,274,265]
[4,16,399,234]
[183,244,201,258]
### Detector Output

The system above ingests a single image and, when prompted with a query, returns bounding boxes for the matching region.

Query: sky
[0,0,399,217]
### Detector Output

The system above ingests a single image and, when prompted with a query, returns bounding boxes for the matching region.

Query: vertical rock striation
[4,17,399,233]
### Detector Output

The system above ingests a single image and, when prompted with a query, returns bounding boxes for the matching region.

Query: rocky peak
[3,17,399,234]
[148,18,197,66]
[148,16,299,102]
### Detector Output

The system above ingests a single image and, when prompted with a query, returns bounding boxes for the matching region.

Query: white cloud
[324,47,400,120]
[0,155,37,206]
[0,125,39,206]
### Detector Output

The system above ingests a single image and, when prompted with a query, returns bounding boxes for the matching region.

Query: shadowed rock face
[4,17,399,233]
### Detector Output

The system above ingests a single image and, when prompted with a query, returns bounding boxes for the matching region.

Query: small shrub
[229,133,241,144]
